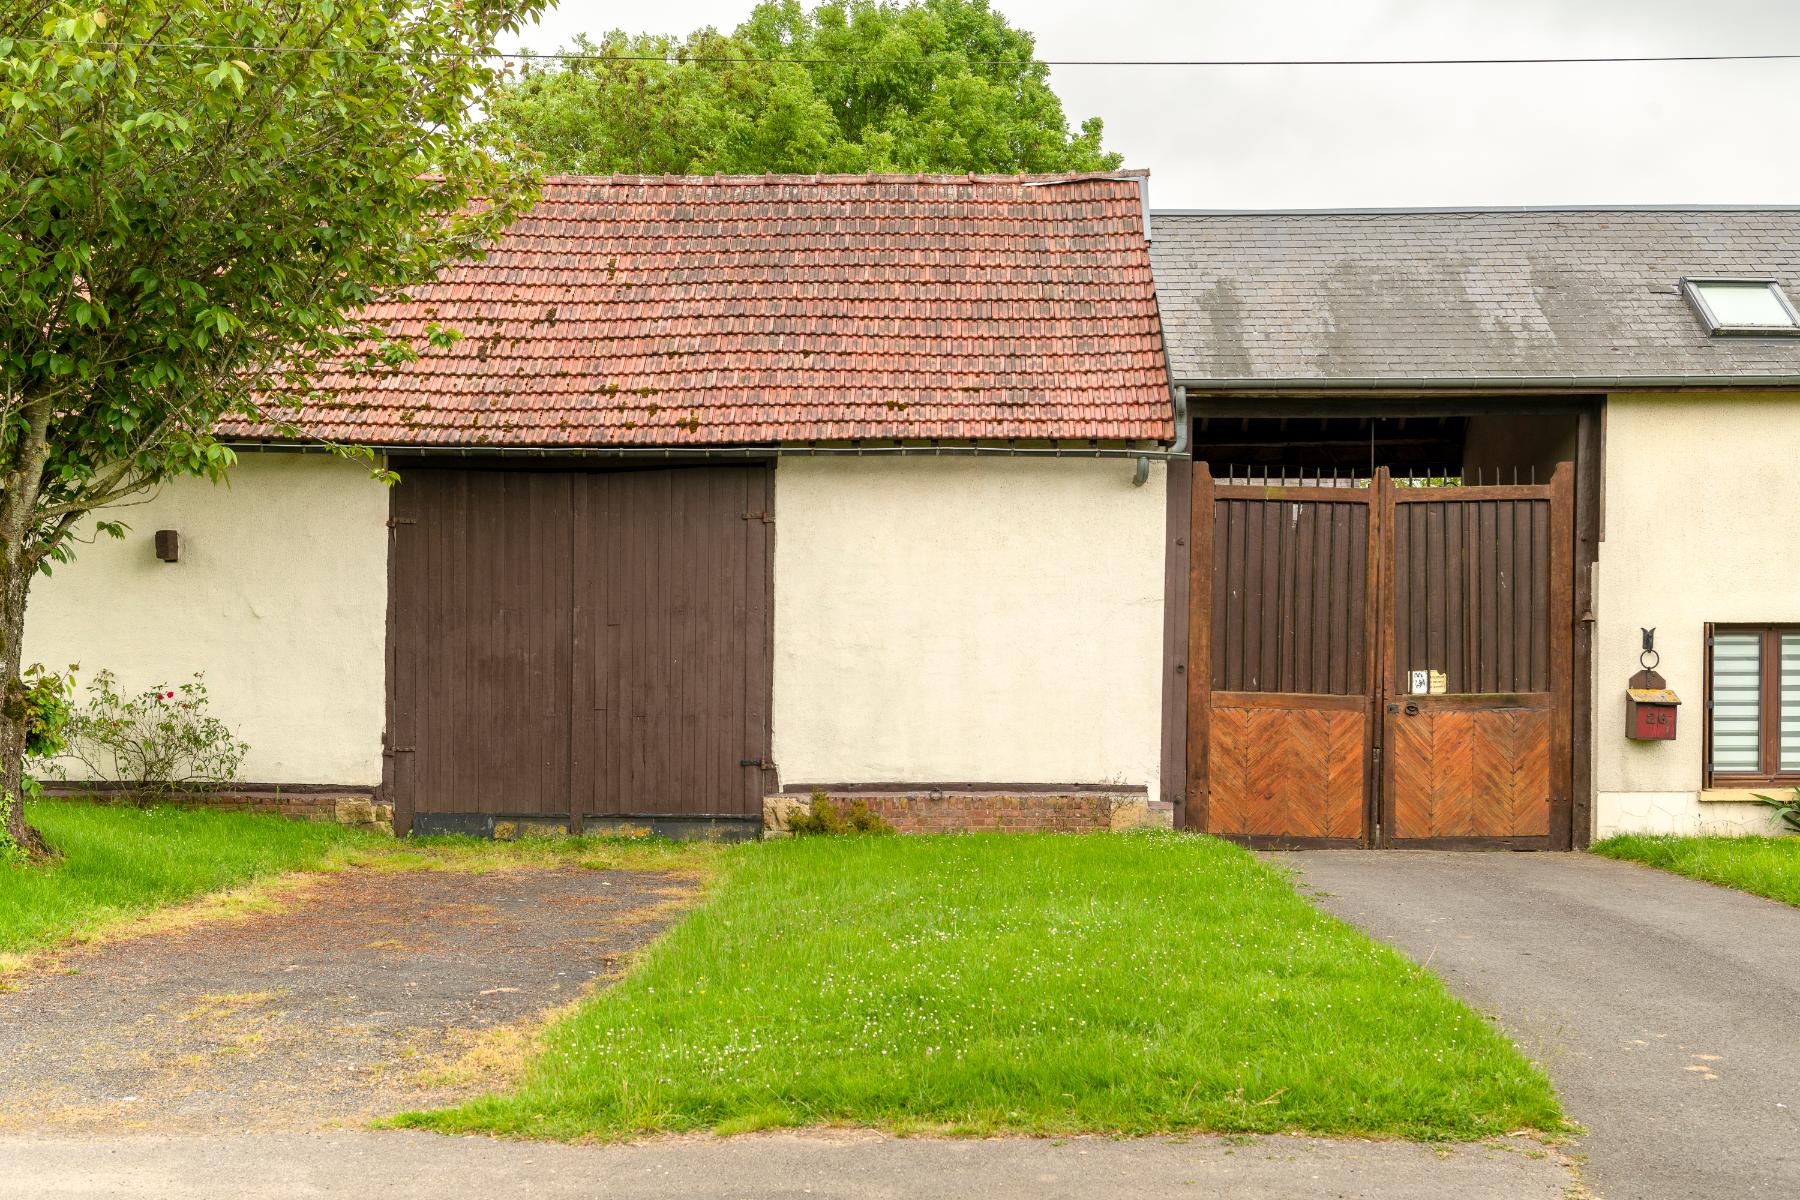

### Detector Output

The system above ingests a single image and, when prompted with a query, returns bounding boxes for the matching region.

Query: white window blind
[1712,632,1763,774]
[1782,633,1800,773]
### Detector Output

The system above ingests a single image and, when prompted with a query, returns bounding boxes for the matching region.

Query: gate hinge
[739,757,775,769]
[386,516,417,528]
[741,511,773,523]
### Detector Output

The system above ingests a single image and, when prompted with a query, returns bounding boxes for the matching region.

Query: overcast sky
[506,0,1800,209]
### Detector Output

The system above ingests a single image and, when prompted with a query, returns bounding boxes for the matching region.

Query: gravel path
[0,866,696,1134]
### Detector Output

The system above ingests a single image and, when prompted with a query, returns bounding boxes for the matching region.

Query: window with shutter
[1706,626,1800,786]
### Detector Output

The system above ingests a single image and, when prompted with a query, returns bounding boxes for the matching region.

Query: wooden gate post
[1184,461,1214,831]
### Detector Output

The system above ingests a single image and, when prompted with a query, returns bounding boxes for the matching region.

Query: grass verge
[2,801,730,973]
[1592,833,1800,907]
[0,800,375,968]
[395,832,1564,1142]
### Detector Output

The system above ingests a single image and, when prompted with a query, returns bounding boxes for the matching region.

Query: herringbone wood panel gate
[1186,463,1574,849]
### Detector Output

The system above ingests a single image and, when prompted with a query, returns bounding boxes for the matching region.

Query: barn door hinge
[386,517,417,528]
[741,511,773,523]
[740,757,775,769]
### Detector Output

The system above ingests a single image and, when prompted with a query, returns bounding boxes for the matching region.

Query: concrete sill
[1698,788,1786,805]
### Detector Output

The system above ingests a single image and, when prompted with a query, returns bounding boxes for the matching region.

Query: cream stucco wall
[24,452,390,785]
[771,456,1167,795]
[1593,392,1800,837]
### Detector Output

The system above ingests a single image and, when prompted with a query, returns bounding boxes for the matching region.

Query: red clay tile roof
[230,173,1172,447]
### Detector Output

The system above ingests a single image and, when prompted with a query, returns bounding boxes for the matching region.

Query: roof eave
[1176,373,1800,393]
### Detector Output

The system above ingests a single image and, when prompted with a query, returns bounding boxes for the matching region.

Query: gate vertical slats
[1283,502,1306,692]
[1428,503,1448,689]
[1228,499,1243,692]
[1346,505,1368,695]
[1495,502,1516,692]
[1531,498,1552,692]
[1444,502,1466,694]
[1259,501,1282,691]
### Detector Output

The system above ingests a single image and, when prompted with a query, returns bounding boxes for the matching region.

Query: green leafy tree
[0,0,547,859]
[486,0,1122,175]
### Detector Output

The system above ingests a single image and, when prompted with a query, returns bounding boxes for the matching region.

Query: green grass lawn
[1592,833,1800,907]
[398,833,1564,1142]
[0,799,377,966]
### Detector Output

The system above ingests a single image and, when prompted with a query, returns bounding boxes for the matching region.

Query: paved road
[0,1130,1569,1199]
[1280,850,1800,1200]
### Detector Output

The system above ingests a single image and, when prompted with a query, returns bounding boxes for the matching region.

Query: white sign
[1409,670,1430,695]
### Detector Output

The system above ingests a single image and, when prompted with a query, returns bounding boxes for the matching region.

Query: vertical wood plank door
[1187,466,1380,847]
[387,469,577,827]
[1379,463,1574,848]
[570,465,774,824]
[386,464,773,834]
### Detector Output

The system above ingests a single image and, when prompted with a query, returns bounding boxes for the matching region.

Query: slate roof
[1151,207,1800,386]
[234,174,1172,447]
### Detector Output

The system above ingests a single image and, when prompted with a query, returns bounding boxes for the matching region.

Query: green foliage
[0,0,548,577]
[5,662,75,763]
[46,669,249,798]
[485,0,1121,175]
[1752,786,1800,834]
[1592,833,1800,908]
[0,663,75,862]
[788,788,895,835]
[399,834,1564,1141]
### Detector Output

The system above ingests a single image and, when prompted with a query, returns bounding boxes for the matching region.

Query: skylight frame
[1680,277,1800,337]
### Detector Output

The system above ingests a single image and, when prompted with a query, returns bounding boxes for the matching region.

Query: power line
[11,36,1800,68]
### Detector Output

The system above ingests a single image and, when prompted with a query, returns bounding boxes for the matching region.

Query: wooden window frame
[1704,623,1800,788]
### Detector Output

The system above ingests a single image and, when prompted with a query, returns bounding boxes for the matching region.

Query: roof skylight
[1681,278,1800,336]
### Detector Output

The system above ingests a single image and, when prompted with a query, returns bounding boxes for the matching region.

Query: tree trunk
[0,548,49,861]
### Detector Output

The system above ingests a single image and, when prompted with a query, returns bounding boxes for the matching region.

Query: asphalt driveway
[1279,850,1800,1200]
[0,866,697,1133]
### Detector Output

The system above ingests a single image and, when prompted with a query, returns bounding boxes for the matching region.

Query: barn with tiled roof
[50,173,1180,838]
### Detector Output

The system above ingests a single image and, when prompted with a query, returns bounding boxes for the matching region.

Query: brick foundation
[764,788,1172,836]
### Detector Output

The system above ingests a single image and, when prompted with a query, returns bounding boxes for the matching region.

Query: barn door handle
[1404,703,1420,716]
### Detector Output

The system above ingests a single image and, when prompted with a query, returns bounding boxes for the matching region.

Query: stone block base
[765,787,1171,836]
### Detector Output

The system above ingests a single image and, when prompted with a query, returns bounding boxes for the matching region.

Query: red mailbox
[1627,688,1679,740]
[1626,666,1679,742]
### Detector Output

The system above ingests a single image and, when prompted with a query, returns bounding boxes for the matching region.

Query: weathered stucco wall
[771,456,1167,796]
[24,452,390,786]
[1593,392,1800,836]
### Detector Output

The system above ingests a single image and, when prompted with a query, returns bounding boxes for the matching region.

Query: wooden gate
[1186,463,1573,849]
[385,464,773,836]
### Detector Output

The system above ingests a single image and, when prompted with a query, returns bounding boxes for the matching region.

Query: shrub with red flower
[42,670,249,800]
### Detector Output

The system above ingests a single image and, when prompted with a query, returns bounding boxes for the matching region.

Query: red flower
[165,691,175,698]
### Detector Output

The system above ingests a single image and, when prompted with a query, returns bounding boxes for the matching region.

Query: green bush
[789,790,894,836]
[45,670,248,801]
[1752,786,1800,834]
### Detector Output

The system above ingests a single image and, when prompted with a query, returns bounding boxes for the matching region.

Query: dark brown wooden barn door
[1186,464,1380,847]
[1377,463,1574,848]
[386,469,578,831]
[387,464,773,836]
[570,466,773,825]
